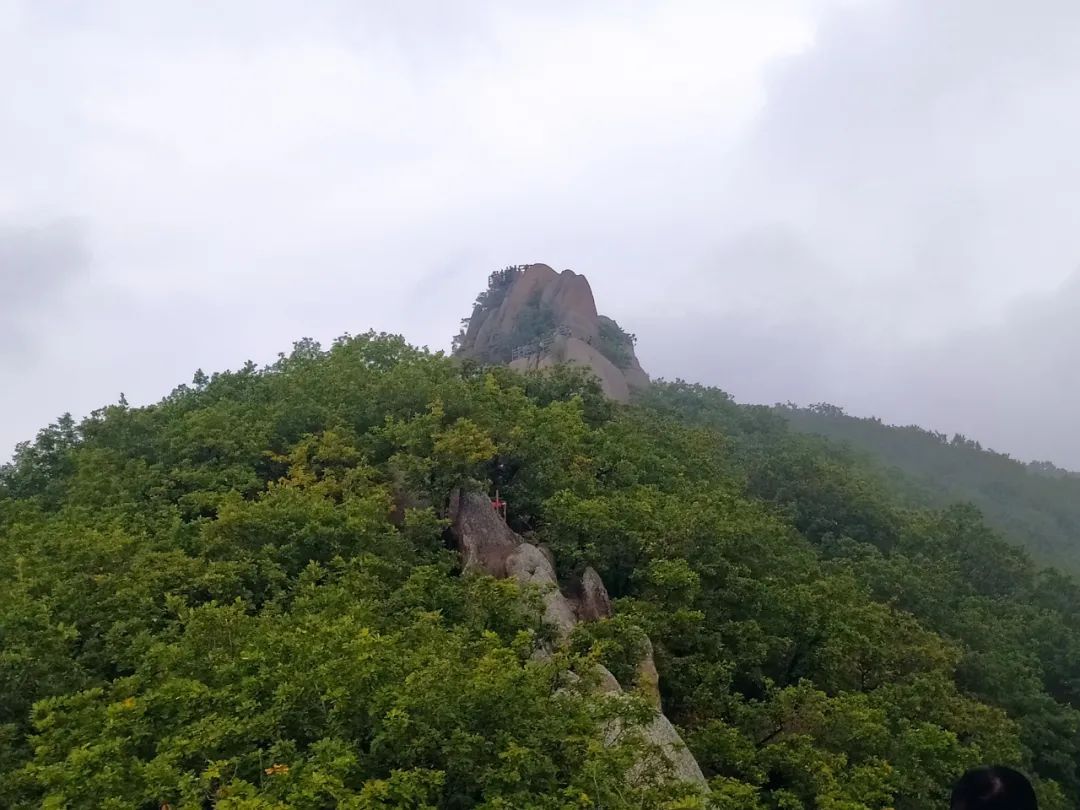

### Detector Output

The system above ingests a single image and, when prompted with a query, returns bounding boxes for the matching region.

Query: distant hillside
[779,403,1080,572]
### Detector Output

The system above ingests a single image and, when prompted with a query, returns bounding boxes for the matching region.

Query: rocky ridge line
[448,489,707,790]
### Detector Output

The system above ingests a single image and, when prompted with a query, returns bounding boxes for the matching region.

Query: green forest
[3,334,1079,808]
[779,404,1080,574]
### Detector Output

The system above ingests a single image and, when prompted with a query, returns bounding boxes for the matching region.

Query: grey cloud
[730,0,1080,316]
[642,272,1080,469]
[634,0,1080,467]
[0,221,88,360]
[891,272,1080,466]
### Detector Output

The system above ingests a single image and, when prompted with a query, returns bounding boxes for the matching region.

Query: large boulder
[474,264,600,349]
[593,663,624,694]
[448,490,583,642]
[471,265,559,353]
[449,490,521,578]
[505,542,578,641]
[641,712,709,789]
[574,566,614,622]
[600,695,708,791]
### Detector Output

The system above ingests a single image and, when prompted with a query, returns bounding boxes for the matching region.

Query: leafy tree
[596,316,637,369]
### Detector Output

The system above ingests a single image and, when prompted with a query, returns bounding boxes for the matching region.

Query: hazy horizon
[5,0,1080,468]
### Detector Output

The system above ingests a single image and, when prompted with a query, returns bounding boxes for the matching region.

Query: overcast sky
[4,0,1080,468]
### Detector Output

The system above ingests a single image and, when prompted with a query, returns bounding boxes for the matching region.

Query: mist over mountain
[780,401,1080,574]
[6,0,1080,472]
[641,268,1080,469]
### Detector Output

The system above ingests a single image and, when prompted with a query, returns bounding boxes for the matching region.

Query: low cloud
[628,0,1080,467]
[892,272,1080,466]
[0,220,88,362]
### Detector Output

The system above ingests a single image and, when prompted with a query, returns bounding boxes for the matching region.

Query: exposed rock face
[593,664,624,694]
[448,489,706,793]
[575,566,614,622]
[639,713,708,787]
[450,490,580,641]
[448,490,521,577]
[464,264,598,351]
[505,543,578,641]
[622,358,651,393]
[457,264,649,403]
[537,543,557,569]
[511,333,632,403]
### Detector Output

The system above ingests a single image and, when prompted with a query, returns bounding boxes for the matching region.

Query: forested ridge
[779,404,1080,574]
[2,334,1079,808]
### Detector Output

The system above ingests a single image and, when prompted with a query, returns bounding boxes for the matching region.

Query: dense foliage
[595,317,636,370]
[779,403,1080,573]
[2,336,1079,808]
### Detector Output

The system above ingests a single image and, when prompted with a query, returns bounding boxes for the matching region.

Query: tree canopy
[779,403,1080,573]
[1,336,1077,809]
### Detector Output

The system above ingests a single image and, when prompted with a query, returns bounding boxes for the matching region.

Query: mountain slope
[2,334,1079,808]
[779,404,1080,573]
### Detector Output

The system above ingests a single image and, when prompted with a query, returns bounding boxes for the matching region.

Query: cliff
[455,264,649,402]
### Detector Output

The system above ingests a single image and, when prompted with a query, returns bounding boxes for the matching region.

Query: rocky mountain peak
[454,264,649,402]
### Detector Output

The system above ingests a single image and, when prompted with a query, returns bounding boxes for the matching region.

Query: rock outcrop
[467,264,599,350]
[511,332,634,403]
[448,489,706,792]
[575,566,614,622]
[448,489,521,578]
[456,264,649,403]
[505,543,578,641]
[633,713,708,788]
